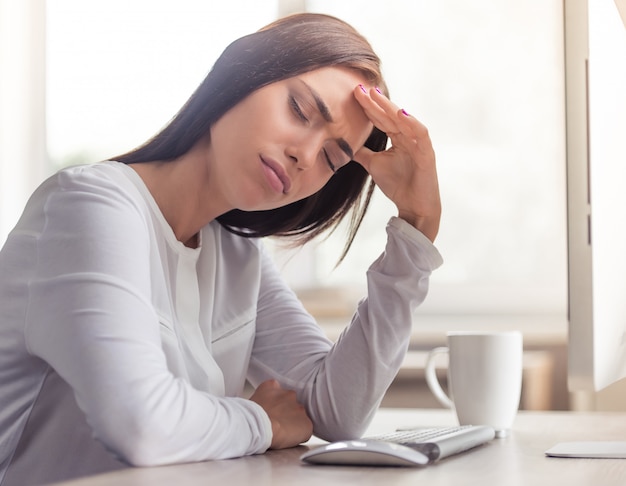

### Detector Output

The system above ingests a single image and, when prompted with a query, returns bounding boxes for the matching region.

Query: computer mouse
[300,439,430,467]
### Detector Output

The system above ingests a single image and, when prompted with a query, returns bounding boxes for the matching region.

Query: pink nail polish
[375,86,382,94]
[359,84,367,93]
[402,109,410,117]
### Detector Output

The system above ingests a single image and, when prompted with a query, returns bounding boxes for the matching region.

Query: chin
[237,196,287,213]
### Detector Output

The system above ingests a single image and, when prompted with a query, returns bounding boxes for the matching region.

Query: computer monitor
[564,0,626,396]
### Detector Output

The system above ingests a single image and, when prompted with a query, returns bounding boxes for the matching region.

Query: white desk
[48,409,626,486]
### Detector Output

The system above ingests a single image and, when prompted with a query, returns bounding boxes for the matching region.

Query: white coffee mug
[424,331,523,438]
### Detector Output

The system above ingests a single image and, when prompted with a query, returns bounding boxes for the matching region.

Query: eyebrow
[298,80,355,161]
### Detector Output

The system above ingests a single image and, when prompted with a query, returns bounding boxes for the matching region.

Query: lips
[260,156,292,194]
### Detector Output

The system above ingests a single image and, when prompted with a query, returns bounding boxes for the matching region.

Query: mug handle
[424,347,455,409]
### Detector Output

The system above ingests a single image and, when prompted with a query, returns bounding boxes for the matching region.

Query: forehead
[294,65,366,90]
[285,67,374,147]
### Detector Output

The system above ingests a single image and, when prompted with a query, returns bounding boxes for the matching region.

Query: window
[46,0,279,165]
[44,0,568,322]
[0,0,47,241]
[284,0,568,318]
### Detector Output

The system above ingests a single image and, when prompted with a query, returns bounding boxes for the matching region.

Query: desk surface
[49,409,626,486]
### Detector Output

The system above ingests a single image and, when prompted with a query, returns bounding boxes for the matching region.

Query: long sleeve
[248,216,443,441]
[21,166,271,466]
[1,160,440,485]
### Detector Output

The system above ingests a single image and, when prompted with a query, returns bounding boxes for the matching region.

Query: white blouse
[0,161,442,485]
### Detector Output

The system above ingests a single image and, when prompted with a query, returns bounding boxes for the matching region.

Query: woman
[0,13,442,485]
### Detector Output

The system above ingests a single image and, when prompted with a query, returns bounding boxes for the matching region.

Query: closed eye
[289,94,337,173]
[322,148,336,173]
[289,96,308,123]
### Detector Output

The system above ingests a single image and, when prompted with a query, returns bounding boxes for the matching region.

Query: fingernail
[375,86,382,94]
[402,108,410,117]
[359,84,367,93]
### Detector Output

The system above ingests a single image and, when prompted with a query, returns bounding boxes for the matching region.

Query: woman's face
[208,66,374,212]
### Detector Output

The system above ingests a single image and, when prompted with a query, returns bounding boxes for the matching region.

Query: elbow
[102,419,181,467]
[313,416,371,443]
[120,443,171,468]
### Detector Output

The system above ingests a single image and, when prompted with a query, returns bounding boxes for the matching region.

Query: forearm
[248,219,441,441]
[300,218,443,441]
[26,274,272,465]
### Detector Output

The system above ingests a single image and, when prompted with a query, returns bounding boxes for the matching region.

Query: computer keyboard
[368,425,496,461]
[370,425,477,443]
[300,425,495,466]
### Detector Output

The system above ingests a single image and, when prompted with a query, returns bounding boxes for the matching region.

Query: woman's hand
[354,85,441,242]
[249,379,313,449]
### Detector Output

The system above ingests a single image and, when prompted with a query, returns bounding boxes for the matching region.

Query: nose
[285,136,322,170]
[285,147,314,170]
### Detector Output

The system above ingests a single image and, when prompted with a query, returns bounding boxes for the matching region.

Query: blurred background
[3,0,622,410]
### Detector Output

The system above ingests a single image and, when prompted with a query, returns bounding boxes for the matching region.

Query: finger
[354,85,401,134]
[370,86,403,118]
[371,89,426,135]
[355,96,396,133]
[368,88,431,141]
[393,107,431,141]
[355,85,433,156]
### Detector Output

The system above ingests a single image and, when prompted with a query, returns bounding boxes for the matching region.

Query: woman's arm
[248,217,442,441]
[354,85,441,243]
[249,87,442,441]
[24,167,272,465]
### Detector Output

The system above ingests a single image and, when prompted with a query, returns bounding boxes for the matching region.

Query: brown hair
[114,13,388,262]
